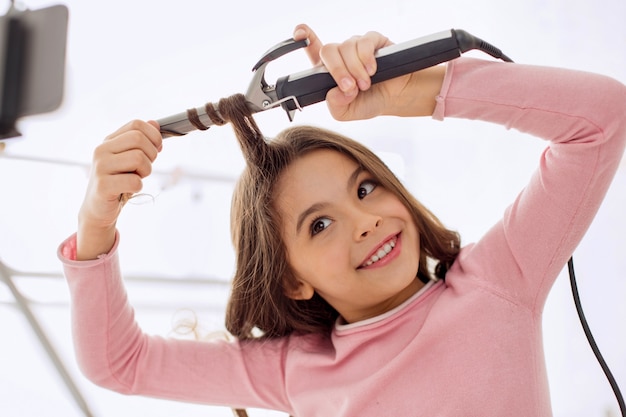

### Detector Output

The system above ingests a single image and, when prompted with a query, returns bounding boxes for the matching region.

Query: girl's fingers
[87,120,162,205]
[337,36,374,91]
[293,23,323,67]
[105,119,163,152]
[354,31,391,81]
[98,173,145,198]
[318,31,392,96]
[94,148,154,179]
[337,32,392,90]
[106,130,159,162]
[319,42,358,96]
[96,127,161,179]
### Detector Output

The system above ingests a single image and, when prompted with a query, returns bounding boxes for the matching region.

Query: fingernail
[340,77,355,91]
[358,79,370,91]
[366,64,376,76]
[293,28,306,40]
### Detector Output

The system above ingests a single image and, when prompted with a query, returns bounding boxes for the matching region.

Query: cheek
[290,238,348,278]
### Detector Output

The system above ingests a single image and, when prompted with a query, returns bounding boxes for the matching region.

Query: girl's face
[276,149,423,324]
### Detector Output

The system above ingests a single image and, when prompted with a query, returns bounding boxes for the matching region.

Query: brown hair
[218,94,460,340]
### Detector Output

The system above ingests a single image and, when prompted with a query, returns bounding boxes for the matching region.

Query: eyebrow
[295,165,364,234]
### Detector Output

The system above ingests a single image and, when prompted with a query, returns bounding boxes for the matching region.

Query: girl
[58,24,626,416]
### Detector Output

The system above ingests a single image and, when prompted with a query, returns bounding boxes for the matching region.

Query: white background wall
[0,0,625,416]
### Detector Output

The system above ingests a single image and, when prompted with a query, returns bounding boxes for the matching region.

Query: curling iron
[156,28,512,138]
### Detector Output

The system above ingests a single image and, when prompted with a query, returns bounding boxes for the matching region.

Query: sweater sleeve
[57,233,293,412]
[434,57,626,310]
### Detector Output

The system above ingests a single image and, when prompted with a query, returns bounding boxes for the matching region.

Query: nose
[353,208,382,241]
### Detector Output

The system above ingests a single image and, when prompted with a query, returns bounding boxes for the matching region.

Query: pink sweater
[59,58,626,416]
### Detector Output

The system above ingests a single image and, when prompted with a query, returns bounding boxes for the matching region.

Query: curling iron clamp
[156,29,512,138]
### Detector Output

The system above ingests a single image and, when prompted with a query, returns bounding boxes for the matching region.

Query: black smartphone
[0,4,68,138]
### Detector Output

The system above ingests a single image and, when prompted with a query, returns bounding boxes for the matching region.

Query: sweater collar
[334,278,440,333]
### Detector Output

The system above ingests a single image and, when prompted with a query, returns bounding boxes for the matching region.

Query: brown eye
[311,217,332,236]
[358,180,377,199]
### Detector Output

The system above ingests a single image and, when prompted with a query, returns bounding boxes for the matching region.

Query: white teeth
[362,237,397,267]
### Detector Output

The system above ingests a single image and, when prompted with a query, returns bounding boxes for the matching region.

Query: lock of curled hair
[217,94,460,340]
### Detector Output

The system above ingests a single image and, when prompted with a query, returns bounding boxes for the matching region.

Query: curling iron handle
[275,29,462,112]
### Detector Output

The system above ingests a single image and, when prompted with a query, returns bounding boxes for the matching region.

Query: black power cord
[568,257,626,415]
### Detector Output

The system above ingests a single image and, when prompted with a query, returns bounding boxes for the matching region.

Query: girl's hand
[293,24,445,121]
[76,120,162,260]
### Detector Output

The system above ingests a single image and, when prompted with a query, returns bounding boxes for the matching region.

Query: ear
[285,279,315,301]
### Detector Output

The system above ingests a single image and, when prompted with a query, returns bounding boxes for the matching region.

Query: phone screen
[0,4,68,119]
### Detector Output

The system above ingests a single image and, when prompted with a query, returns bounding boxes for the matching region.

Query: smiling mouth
[359,235,398,268]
